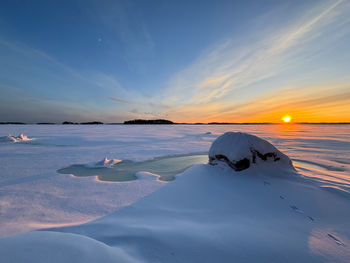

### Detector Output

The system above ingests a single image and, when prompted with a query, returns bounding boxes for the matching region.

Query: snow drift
[2,163,349,263]
[0,126,349,263]
[209,132,293,171]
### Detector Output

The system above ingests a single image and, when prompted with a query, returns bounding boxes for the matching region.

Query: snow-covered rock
[0,133,34,142]
[85,157,121,168]
[209,132,293,171]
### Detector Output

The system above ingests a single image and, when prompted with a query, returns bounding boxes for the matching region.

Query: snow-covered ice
[0,124,349,262]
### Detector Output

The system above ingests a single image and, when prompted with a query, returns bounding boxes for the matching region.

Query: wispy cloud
[0,38,133,121]
[161,0,350,122]
[110,97,133,104]
[208,84,350,122]
[0,84,125,123]
[110,95,170,119]
[161,83,350,123]
[128,107,168,119]
[1,0,349,123]
[83,0,154,69]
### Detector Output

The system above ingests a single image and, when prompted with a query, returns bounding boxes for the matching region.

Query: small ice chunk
[0,133,34,142]
[86,157,121,168]
[209,132,293,171]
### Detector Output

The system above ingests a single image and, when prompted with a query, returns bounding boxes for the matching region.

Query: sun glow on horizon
[282,115,292,123]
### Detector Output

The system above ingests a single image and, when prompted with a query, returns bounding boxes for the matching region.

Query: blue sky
[0,0,349,123]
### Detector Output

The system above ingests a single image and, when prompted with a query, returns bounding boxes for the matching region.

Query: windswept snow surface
[0,124,349,262]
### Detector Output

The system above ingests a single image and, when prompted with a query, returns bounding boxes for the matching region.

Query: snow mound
[209,132,293,171]
[0,133,34,142]
[85,157,121,168]
[0,231,137,263]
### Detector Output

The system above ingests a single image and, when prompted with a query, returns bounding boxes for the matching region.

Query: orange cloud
[166,84,350,123]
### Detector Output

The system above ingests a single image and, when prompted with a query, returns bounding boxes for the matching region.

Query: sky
[0,0,349,123]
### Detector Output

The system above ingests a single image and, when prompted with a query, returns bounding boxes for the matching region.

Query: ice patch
[136,171,175,182]
[57,154,208,182]
[0,133,34,142]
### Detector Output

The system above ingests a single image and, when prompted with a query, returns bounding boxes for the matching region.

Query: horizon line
[1,121,350,125]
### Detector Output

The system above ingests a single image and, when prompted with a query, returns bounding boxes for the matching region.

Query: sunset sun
[282,115,292,123]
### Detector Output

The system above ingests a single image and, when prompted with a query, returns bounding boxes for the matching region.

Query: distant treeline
[35,121,104,125]
[124,119,174,124]
[0,121,105,125]
[0,122,26,125]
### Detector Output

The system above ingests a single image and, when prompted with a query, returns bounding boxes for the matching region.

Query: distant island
[62,121,78,125]
[0,122,26,125]
[36,122,56,125]
[124,119,174,124]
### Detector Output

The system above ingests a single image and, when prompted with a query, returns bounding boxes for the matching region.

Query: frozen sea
[0,124,349,262]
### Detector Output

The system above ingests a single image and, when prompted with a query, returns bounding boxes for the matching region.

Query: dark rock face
[209,155,250,171]
[250,148,281,163]
[209,148,282,171]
